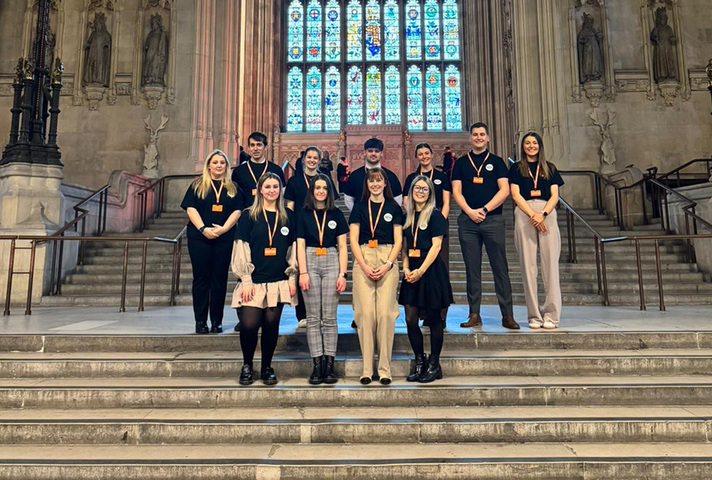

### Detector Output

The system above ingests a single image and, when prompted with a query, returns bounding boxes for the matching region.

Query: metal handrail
[135,174,197,232]
[656,158,712,187]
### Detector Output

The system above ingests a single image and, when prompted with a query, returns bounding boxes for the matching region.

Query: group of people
[181,123,564,386]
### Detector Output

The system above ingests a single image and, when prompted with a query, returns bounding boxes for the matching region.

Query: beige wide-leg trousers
[514,200,562,325]
[352,244,400,380]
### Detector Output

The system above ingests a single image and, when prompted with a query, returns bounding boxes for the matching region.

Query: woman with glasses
[399,176,453,383]
[231,172,297,385]
[181,149,243,334]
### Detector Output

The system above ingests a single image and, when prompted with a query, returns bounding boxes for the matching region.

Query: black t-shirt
[231,160,286,207]
[180,180,244,242]
[403,210,448,268]
[349,199,404,245]
[235,209,295,284]
[343,165,403,200]
[403,168,452,210]
[285,171,339,210]
[451,150,509,215]
[508,161,565,201]
[296,207,349,248]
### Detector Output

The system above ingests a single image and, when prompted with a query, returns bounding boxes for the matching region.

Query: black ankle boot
[195,321,209,334]
[323,355,337,384]
[406,353,427,382]
[261,366,278,385]
[238,364,253,385]
[309,356,324,385]
[418,354,442,383]
[210,321,223,334]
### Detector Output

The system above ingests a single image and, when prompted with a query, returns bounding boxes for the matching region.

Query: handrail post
[170,241,178,306]
[102,189,108,233]
[654,240,665,311]
[79,217,86,266]
[571,217,578,264]
[594,238,602,295]
[634,239,645,311]
[566,210,573,263]
[49,239,58,295]
[684,213,693,263]
[56,233,64,294]
[4,239,16,316]
[25,240,37,315]
[176,235,183,297]
[138,239,148,312]
[120,241,129,313]
[600,242,609,306]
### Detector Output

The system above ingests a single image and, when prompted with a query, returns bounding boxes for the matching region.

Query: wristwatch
[541,211,548,217]
[339,272,348,279]
[482,206,489,214]
[199,225,207,233]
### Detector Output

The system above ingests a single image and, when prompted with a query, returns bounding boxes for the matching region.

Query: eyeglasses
[413,186,430,193]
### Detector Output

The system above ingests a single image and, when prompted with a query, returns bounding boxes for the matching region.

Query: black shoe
[351,320,357,329]
[261,366,278,385]
[371,374,380,381]
[379,377,392,385]
[210,322,223,334]
[195,321,209,334]
[238,364,253,385]
[323,355,337,384]
[233,321,241,332]
[406,354,427,382]
[418,354,442,383]
[309,356,324,385]
[359,377,371,385]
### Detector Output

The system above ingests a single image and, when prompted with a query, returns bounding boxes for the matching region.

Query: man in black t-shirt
[452,122,519,330]
[231,132,286,207]
[343,138,403,212]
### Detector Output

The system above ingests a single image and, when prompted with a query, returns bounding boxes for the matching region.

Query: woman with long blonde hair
[232,172,297,385]
[181,149,242,334]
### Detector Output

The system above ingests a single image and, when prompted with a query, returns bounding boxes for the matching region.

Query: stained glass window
[384,65,400,125]
[285,0,463,132]
[324,0,340,62]
[407,65,424,130]
[306,67,322,131]
[366,65,382,124]
[286,67,303,131]
[287,0,304,63]
[347,66,363,124]
[324,66,341,130]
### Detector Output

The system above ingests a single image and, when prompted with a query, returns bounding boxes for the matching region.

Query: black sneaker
[238,364,253,385]
[261,366,278,385]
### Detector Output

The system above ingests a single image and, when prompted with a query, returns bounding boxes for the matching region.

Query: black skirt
[398,257,453,313]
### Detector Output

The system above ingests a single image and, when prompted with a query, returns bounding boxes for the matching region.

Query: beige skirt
[231,280,297,308]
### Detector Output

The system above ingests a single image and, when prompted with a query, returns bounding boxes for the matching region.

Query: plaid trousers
[303,247,340,357]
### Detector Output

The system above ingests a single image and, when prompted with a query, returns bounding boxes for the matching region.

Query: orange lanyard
[313,210,327,246]
[262,209,279,247]
[368,199,385,239]
[467,152,490,177]
[247,161,266,187]
[410,212,420,248]
[419,167,434,181]
[303,172,313,189]
[527,161,541,190]
[210,181,223,202]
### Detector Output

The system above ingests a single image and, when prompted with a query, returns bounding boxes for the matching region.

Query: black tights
[404,306,444,357]
[238,305,284,368]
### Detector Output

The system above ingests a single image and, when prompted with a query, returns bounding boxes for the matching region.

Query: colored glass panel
[364,0,381,61]
[384,65,400,125]
[324,66,341,131]
[347,66,363,124]
[444,65,462,130]
[423,0,440,60]
[286,67,304,132]
[425,65,442,130]
[347,0,362,61]
[287,0,304,63]
[404,0,422,61]
[366,65,381,124]
[306,0,322,62]
[383,0,399,61]
[442,0,460,61]
[406,65,423,130]
[324,0,341,62]
[306,67,322,131]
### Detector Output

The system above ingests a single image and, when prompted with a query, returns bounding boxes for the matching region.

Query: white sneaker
[528,319,543,329]
[542,320,557,330]
[298,319,307,329]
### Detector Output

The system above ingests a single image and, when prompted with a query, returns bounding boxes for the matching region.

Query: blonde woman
[232,173,297,385]
[509,132,565,329]
[400,176,452,383]
[181,149,242,334]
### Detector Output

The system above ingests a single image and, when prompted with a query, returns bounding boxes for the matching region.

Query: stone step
[0,443,710,479]
[2,349,712,378]
[0,406,709,444]
[2,376,712,408]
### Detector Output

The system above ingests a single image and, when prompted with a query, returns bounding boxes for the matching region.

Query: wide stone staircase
[40,200,712,309]
[1,330,712,478]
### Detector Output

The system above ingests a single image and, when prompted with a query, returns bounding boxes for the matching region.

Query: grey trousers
[457,213,514,317]
[303,247,340,357]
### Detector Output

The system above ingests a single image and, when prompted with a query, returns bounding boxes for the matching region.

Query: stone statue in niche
[45,28,56,70]
[142,115,169,178]
[589,109,618,174]
[83,12,112,86]
[650,7,677,83]
[142,14,169,87]
[577,13,604,84]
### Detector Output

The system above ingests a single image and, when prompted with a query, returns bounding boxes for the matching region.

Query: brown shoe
[460,313,482,328]
[502,315,520,330]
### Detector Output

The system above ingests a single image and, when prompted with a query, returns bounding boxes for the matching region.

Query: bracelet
[299,272,309,275]
[199,225,206,233]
